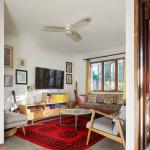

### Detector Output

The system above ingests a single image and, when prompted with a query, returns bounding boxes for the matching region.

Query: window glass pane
[104,61,115,91]
[118,59,125,91]
[91,63,102,91]
[111,62,115,90]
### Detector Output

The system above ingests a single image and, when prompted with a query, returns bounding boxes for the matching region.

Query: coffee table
[60,108,91,130]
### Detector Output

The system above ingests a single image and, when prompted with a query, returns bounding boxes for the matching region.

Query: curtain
[85,60,91,93]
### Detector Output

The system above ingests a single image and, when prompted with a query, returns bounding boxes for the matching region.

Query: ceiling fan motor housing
[66,30,72,35]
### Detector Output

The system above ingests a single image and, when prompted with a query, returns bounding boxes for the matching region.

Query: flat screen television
[35,67,64,89]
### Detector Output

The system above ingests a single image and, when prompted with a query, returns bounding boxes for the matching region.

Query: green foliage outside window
[90,58,125,91]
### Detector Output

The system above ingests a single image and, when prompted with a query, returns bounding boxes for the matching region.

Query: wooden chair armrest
[114,116,125,124]
[90,109,125,123]
[90,109,114,119]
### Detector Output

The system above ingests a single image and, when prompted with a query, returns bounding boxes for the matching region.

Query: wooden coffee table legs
[75,115,78,130]
[60,114,79,130]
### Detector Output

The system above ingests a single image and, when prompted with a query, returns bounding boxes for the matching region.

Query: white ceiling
[5,0,125,53]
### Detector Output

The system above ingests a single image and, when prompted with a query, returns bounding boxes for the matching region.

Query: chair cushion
[86,117,114,135]
[5,121,27,129]
[5,112,27,124]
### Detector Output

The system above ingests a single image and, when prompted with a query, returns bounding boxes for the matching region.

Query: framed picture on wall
[18,57,27,68]
[16,69,28,85]
[66,62,72,73]
[66,74,72,84]
[4,45,13,68]
[4,75,13,87]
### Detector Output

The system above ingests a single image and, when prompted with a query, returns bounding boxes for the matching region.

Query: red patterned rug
[16,117,103,150]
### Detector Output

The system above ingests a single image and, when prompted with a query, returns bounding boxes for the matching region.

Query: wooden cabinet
[44,109,60,117]
[28,112,34,120]
[19,103,67,123]
[19,93,68,122]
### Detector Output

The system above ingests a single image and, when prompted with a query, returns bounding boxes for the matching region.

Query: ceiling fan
[42,18,91,42]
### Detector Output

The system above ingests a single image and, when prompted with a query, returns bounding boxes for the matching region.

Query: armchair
[86,105,126,150]
[4,91,28,137]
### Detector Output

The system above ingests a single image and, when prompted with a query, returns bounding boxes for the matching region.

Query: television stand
[19,92,69,124]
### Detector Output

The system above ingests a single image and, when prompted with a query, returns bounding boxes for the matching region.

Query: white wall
[0,0,4,144]
[75,46,125,94]
[126,0,136,149]
[4,32,76,103]
[4,31,125,103]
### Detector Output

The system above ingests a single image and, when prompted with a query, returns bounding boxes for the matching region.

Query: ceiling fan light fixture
[66,30,72,35]
[42,17,91,42]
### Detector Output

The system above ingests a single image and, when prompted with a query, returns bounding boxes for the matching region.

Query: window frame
[90,57,125,92]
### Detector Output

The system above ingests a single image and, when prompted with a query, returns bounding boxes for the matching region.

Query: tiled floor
[1,136,123,150]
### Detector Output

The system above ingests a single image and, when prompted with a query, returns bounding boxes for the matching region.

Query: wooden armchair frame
[86,109,126,150]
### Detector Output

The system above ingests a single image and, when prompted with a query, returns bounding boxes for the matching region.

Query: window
[104,60,116,91]
[91,63,102,91]
[118,59,125,91]
[90,58,125,92]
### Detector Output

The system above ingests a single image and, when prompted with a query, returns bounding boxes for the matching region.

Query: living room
[0,0,147,150]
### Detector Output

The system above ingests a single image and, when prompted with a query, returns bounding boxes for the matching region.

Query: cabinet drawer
[34,111,44,119]
[44,109,60,117]
[28,112,34,120]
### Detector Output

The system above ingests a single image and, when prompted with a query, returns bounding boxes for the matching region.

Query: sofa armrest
[77,95,88,106]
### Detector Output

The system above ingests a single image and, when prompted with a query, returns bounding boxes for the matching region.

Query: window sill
[90,91,123,94]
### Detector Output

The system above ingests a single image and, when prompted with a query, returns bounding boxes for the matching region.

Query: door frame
[139,0,150,149]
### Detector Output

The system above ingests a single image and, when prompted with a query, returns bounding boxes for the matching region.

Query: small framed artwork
[4,45,13,68]
[66,74,72,84]
[4,75,13,87]
[66,62,72,73]
[16,69,28,85]
[18,57,27,68]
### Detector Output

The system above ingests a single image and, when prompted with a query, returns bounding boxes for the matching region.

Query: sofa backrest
[87,93,123,104]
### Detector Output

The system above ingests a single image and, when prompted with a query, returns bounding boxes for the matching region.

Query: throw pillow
[103,97,114,104]
[96,94,105,103]
[87,94,97,103]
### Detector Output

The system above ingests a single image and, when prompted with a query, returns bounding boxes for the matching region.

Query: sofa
[77,93,123,114]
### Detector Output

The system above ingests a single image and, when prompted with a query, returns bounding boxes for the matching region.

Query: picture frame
[4,45,13,68]
[66,74,72,84]
[4,75,13,87]
[16,69,28,85]
[18,57,27,68]
[66,62,72,73]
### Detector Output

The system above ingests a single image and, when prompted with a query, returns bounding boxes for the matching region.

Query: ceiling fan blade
[68,31,82,42]
[43,26,66,32]
[71,18,91,31]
